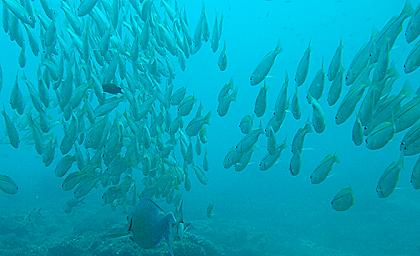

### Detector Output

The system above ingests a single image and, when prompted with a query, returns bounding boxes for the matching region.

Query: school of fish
[219,1,419,213]
[0,0,419,220]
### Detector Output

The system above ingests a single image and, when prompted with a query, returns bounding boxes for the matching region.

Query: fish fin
[301,147,315,151]
[395,186,410,190]
[147,198,166,212]
[246,161,257,166]
[103,231,131,240]
[399,81,413,98]
[400,0,413,18]
[334,153,341,164]
[177,199,184,223]
[165,228,175,256]
[128,217,133,231]
[274,40,282,54]
[204,111,211,125]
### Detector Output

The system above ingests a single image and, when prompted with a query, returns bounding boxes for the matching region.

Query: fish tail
[274,40,282,54]
[230,87,238,101]
[399,81,413,98]
[204,111,211,124]
[334,153,341,164]
[401,0,413,19]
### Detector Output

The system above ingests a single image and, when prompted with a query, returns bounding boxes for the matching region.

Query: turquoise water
[0,0,419,255]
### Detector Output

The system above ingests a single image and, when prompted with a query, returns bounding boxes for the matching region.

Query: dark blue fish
[128,199,176,255]
[102,83,123,94]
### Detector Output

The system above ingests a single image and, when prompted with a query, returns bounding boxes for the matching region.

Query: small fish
[207,202,214,218]
[195,137,202,156]
[259,139,286,171]
[357,87,376,127]
[371,1,413,63]
[77,0,100,17]
[178,96,195,116]
[236,125,264,154]
[308,95,326,134]
[274,73,289,121]
[289,152,301,176]
[335,83,369,125]
[223,147,241,169]
[310,153,340,184]
[352,117,364,146]
[328,40,343,81]
[239,115,253,134]
[62,172,83,192]
[193,165,208,185]
[405,3,420,43]
[199,127,208,144]
[394,96,420,133]
[376,154,404,198]
[234,148,254,172]
[64,197,84,214]
[18,47,25,68]
[291,123,312,154]
[400,121,420,156]
[307,63,325,101]
[73,175,99,199]
[404,40,420,74]
[291,86,301,120]
[185,111,211,137]
[203,151,209,171]
[372,42,390,83]
[217,88,237,117]
[266,127,276,155]
[211,15,221,52]
[411,155,420,189]
[2,0,35,27]
[2,108,20,148]
[218,41,228,71]
[0,174,18,194]
[345,33,375,86]
[365,122,394,150]
[327,68,343,106]
[250,42,282,86]
[331,187,354,211]
[42,134,56,167]
[102,83,123,94]
[60,114,79,155]
[254,82,268,117]
[171,87,187,106]
[295,41,311,86]
[55,155,76,178]
[218,78,234,102]
[10,74,25,115]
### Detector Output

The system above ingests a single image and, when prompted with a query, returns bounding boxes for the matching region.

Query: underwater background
[0,0,419,255]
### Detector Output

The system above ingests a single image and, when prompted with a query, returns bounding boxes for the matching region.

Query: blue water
[0,0,419,255]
